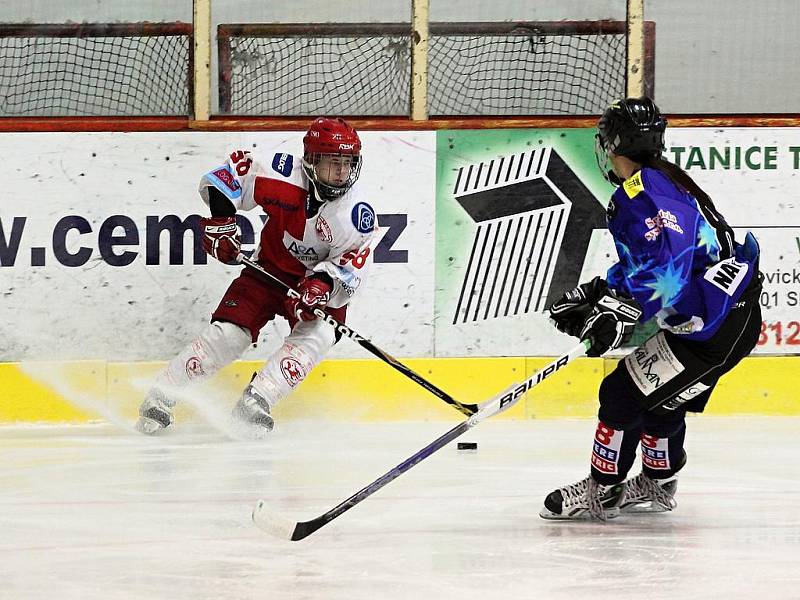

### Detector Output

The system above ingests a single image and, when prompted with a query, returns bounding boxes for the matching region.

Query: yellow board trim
[1,356,798,423]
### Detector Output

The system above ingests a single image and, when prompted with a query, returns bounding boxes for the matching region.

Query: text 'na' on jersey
[198,150,377,309]
[605,167,759,341]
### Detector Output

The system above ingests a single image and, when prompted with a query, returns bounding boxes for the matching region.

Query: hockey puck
[457,442,478,451]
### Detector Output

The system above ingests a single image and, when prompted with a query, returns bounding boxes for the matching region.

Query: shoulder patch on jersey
[207,166,241,199]
[623,171,645,199]
[271,153,294,177]
[351,202,376,234]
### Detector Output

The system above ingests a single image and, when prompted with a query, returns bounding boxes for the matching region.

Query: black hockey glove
[580,290,643,357]
[548,276,608,337]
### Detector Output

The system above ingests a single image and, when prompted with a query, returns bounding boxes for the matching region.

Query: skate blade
[620,500,676,514]
[539,507,621,521]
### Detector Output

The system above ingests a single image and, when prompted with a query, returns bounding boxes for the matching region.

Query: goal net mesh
[0,23,192,117]
[217,21,646,117]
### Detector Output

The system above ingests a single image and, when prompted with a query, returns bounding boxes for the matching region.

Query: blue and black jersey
[605,167,759,342]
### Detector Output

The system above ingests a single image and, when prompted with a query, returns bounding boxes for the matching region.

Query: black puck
[457,442,478,451]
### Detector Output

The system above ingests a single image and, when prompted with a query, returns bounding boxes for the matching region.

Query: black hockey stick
[252,339,590,541]
[239,255,479,416]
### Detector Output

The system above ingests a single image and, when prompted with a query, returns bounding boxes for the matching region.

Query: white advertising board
[0,131,435,361]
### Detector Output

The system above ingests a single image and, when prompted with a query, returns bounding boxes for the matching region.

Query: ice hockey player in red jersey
[136,117,377,436]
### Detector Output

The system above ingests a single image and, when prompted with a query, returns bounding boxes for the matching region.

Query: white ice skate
[619,472,678,513]
[135,387,175,434]
[539,476,626,521]
[231,384,274,439]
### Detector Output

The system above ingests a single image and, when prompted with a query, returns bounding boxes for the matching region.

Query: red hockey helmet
[302,117,362,199]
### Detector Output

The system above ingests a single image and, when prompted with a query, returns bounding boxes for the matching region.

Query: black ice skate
[231,384,274,439]
[539,476,626,521]
[135,387,175,434]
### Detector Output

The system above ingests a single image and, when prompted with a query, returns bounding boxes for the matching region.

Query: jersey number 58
[339,248,370,269]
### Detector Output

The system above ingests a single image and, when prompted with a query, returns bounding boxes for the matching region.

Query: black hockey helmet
[595,97,667,183]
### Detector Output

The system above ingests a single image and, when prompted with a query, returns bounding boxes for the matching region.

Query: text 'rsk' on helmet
[302,117,362,200]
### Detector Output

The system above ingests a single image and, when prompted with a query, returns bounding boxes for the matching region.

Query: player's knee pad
[250,320,335,408]
[159,320,251,387]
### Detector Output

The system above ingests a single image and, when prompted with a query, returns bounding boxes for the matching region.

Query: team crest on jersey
[315,217,333,243]
[271,153,294,177]
[351,202,376,234]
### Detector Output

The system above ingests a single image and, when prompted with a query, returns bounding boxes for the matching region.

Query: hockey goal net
[217,20,654,117]
[0,23,193,117]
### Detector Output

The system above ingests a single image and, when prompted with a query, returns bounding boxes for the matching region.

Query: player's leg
[540,365,643,520]
[137,270,280,434]
[137,320,252,433]
[620,407,690,512]
[230,306,346,436]
[619,295,761,512]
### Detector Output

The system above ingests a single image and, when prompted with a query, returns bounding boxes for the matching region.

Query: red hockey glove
[286,275,333,322]
[200,216,241,264]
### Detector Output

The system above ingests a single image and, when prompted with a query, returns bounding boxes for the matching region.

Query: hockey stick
[238,254,479,416]
[252,339,590,541]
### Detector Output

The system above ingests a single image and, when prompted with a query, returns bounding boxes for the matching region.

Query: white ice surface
[1,417,799,600]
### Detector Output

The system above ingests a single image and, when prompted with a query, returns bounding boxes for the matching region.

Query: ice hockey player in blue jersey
[540,97,763,520]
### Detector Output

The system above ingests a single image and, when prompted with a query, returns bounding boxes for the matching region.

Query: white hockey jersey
[198,149,376,308]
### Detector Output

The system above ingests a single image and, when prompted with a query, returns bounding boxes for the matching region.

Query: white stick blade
[252,499,297,540]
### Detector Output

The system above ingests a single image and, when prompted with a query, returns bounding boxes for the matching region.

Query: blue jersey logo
[351,202,376,234]
[271,153,293,177]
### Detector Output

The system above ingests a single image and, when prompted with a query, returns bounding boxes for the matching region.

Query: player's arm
[197,150,260,264]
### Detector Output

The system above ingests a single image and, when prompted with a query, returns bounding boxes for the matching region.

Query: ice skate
[619,472,678,513]
[539,476,626,521]
[135,387,175,434]
[231,384,274,439]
